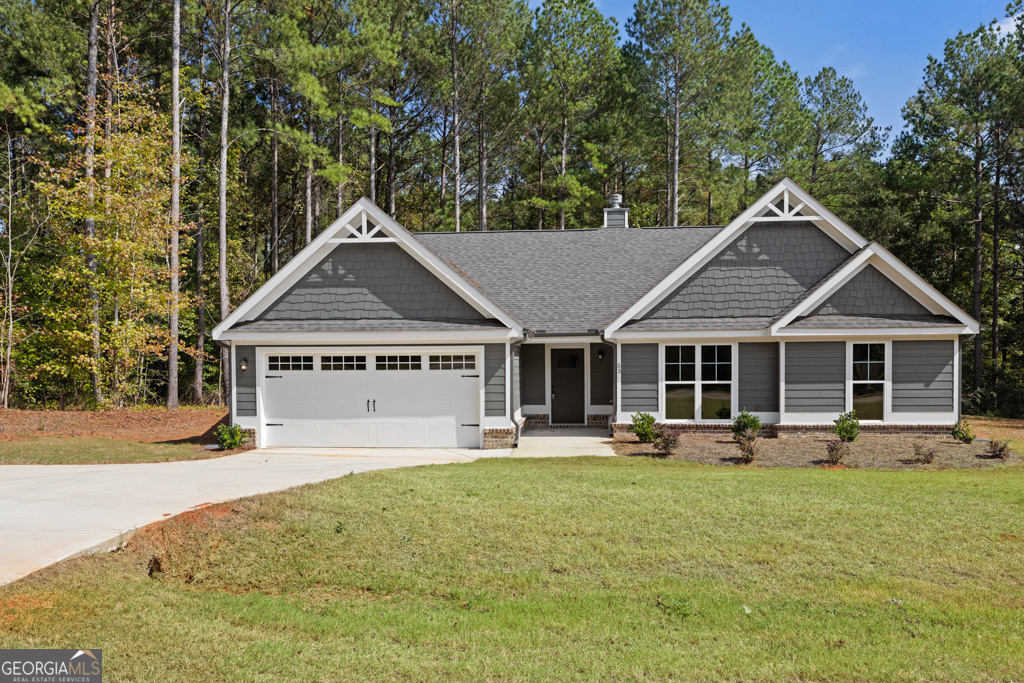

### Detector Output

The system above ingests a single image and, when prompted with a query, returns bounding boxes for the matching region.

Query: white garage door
[262,352,480,448]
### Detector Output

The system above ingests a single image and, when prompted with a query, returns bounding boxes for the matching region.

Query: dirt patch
[613,434,1018,470]
[126,502,241,584]
[0,407,228,443]
[966,416,1024,443]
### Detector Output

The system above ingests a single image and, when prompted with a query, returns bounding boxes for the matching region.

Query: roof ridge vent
[604,194,628,228]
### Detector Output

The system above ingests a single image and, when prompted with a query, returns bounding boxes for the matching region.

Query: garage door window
[268,355,313,371]
[321,355,366,371]
[376,355,422,370]
[429,354,475,370]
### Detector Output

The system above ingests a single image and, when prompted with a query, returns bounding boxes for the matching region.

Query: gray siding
[520,344,546,406]
[621,344,659,413]
[784,341,845,413]
[645,222,850,319]
[511,345,522,414]
[234,344,257,417]
[484,344,506,417]
[590,343,614,407]
[892,340,954,413]
[815,265,931,317]
[256,242,485,322]
[739,342,779,413]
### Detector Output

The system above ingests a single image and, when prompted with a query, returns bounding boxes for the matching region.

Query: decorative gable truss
[212,198,523,342]
[771,242,979,335]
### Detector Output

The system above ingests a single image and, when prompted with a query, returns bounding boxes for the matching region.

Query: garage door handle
[462,374,479,378]
[266,423,283,427]
[373,400,376,412]
[366,399,370,412]
[265,375,282,379]
[462,424,479,427]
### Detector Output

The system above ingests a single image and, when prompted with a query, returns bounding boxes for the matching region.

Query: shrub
[986,439,1011,460]
[832,411,860,443]
[732,410,762,464]
[825,439,850,465]
[630,412,657,443]
[912,441,936,464]
[651,425,678,457]
[951,418,975,444]
[215,424,249,450]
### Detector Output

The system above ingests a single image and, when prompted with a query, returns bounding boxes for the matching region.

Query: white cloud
[995,16,1018,34]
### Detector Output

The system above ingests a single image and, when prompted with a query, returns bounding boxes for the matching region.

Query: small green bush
[630,412,657,443]
[732,410,762,464]
[216,424,249,450]
[832,411,860,443]
[825,439,850,465]
[731,410,762,439]
[652,425,678,457]
[986,439,1011,460]
[951,418,975,444]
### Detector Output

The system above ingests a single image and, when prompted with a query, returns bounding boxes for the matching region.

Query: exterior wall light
[240,357,249,372]
[597,349,605,361]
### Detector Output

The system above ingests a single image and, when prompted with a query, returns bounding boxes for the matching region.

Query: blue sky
[540,0,1013,139]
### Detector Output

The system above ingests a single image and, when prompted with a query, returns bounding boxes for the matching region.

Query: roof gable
[212,199,522,340]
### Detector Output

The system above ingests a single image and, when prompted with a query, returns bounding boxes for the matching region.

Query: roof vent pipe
[603,194,628,228]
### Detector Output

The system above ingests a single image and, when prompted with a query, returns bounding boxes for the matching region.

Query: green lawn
[2,457,1023,680]
[0,438,225,465]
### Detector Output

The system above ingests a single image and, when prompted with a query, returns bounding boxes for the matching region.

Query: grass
[0,438,227,465]
[2,457,1023,680]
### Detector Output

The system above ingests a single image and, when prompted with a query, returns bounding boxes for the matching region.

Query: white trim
[772,244,979,333]
[778,340,786,415]
[774,326,974,338]
[229,343,237,425]
[659,341,739,424]
[844,340,891,422]
[212,199,522,340]
[218,329,521,344]
[953,336,962,420]
[603,178,868,335]
[607,328,771,341]
[523,335,603,344]
[504,341,511,423]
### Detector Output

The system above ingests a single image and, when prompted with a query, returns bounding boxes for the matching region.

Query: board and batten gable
[642,222,850,320]
[254,242,486,323]
[484,344,507,417]
[234,344,257,418]
[892,340,955,413]
[784,341,846,413]
[738,342,779,414]
[620,344,659,413]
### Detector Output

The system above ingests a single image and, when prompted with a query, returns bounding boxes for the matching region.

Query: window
[852,343,885,420]
[376,355,422,371]
[664,344,732,420]
[268,355,313,371]
[321,355,366,371]
[429,354,475,370]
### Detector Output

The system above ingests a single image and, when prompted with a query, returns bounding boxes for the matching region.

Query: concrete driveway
[0,446,505,586]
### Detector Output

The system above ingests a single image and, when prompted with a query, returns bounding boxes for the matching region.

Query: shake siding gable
[814,265,932,317]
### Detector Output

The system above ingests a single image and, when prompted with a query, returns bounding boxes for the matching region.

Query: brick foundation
[483,427,515,449]
[522,413,611,429]
[612,422,954,439]
[523,414,549,429]
[587,414,610,429]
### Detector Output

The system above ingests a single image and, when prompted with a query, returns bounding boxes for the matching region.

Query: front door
[551,348,585,424]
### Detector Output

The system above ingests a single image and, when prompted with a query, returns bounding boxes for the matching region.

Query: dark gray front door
[551,348,585,424]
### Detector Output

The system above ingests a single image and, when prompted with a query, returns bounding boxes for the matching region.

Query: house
[211,178,979,449]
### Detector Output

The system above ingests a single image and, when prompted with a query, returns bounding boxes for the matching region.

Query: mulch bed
[613,434,1018,470]
[0,407,229,444]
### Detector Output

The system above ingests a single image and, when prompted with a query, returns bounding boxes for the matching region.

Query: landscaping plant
[986,439,1011,460]
[952,418,976,444]
[630,412,657,443]
[651,425,678,457]
[732,410,762,464]
[215,424,249,450]
[912,441,936,464]
[832,411,860,442]
[825,439,850,465]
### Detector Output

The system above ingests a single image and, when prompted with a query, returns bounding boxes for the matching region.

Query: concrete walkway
[513,427,617,458]
[0,447,499,586]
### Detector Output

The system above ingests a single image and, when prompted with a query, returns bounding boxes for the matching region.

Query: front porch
[516,340,615,429]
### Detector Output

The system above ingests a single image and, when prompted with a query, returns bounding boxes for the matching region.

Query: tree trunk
[193,28,210,404]
[336,70,345,217]
[706,149,714,225]
[270,73,279,273]
[991,129,1001,369]
[85,0,102,404]
[478,111,487,231]
[671,69,680,226]
[218,0,232,405]
[167,0,181,408]
[451,27,461,232]
[386,120,397,217]
[558,115,567,230]
[369,121,376,203]
[971,138,983,390]
[536,131,544,230]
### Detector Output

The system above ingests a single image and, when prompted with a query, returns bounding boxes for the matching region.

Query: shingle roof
[415,226,723,334]
[231,319,506,333]
[620,317,775,331]
[785,314,961,329]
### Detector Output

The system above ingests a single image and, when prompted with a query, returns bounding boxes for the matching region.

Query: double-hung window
[851,343,885,420]
[664,344,733,421]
